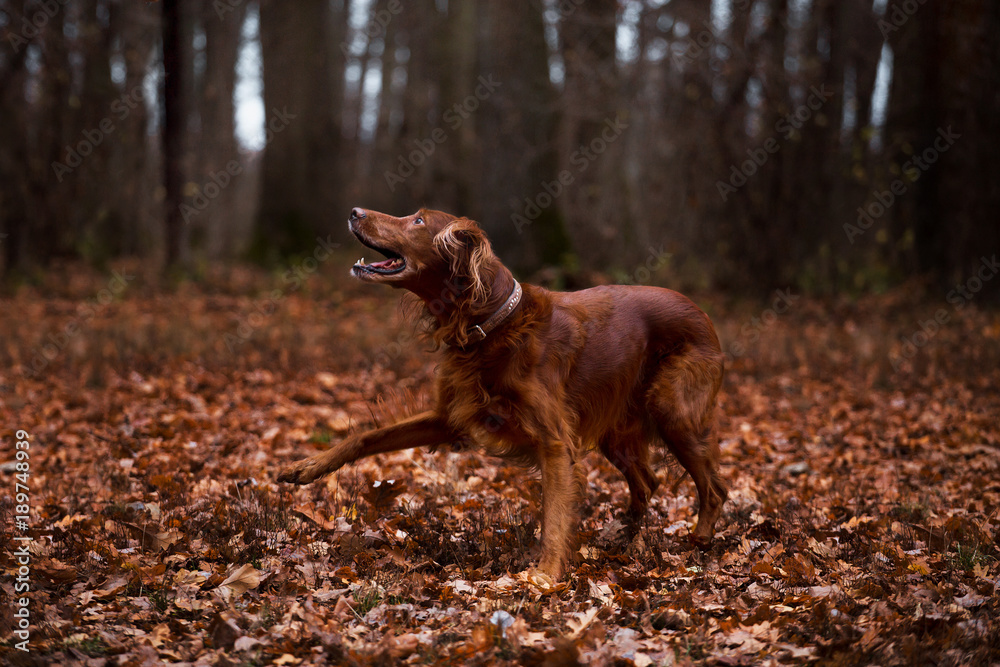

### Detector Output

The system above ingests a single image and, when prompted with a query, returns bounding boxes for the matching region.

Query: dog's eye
[414,217,424,225]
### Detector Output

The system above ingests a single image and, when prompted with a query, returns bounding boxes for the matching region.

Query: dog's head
[348,207,497,306]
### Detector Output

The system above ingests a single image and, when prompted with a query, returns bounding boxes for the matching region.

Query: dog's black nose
[350,207,367,221]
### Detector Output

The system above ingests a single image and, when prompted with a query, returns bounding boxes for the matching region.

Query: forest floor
[1,260,998,666]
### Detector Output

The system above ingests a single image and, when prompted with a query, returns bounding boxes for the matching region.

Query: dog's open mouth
[351,237,406,276]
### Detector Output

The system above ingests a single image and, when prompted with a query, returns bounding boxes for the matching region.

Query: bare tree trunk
[254,0,347,262]
[110,0,159,258]
[162,0,190,268]
[886,3,938,274]
[558,0,625,269]
[386,0,442,212]
[927,0,1000,281]
[199,1,247,258]
[0,1,29,273]
[345,0,372,180]
[478,0,565,269]
[371,0,402,202]
[74,0,121,261]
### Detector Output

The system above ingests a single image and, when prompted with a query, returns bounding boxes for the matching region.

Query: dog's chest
[441,371,525,434]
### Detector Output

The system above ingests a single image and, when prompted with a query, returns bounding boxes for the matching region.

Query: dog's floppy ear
[433,218,495,304]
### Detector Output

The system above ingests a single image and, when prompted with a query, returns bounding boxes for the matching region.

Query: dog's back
[545,284,723,438]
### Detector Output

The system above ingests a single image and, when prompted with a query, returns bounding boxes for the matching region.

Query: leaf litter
[0,265,998,665]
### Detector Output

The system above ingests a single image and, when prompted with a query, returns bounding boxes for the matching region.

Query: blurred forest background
[1,0,998,294]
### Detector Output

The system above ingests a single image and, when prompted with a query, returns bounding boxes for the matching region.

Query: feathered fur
[278,208,728,579]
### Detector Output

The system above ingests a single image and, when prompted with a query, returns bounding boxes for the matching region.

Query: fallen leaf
[567,607,600,639]
[217,564,261,600]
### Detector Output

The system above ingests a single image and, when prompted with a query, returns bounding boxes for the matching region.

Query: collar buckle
[463,281,522,345]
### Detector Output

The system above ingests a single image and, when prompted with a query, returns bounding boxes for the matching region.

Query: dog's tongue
[371,258,402,270]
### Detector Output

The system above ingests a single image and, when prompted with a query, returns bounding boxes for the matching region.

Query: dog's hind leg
[647,349,727,547]
[657,425,727,546]
[598,425,660,523]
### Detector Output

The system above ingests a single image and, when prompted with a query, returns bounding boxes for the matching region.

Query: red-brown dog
[278,208,727,579]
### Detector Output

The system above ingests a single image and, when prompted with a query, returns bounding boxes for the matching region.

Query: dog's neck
[416,263,519,345]
[473,267,517,321]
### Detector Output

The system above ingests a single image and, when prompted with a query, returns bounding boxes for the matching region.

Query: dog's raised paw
[277,460,319,485]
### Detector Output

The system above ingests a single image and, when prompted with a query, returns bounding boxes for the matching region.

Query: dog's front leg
[277,410,456,484]
[537,441,577,579]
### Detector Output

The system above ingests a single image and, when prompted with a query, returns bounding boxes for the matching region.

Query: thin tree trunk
[200,1,247,258]
[387,0,441,212]
[371,0,401,198]
[162,0,189,268]
[478,0,565,269]
[558,0,624,269]
[111,0,159,258]
[254,0,346,261]
[0,1,29,272]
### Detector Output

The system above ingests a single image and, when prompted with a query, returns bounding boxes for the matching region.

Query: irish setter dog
[278,208,727,579]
